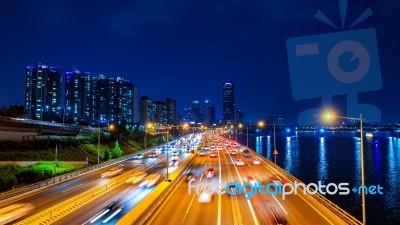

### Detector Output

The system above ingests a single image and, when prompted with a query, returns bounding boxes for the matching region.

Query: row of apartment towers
[24,63,179,126]
[24,63,141,126]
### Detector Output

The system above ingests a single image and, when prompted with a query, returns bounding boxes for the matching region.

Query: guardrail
[0,138,184,202]
[241,144,363,225]
[116,146,199,225]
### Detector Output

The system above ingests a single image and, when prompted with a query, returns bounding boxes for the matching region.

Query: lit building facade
[222,82,235,124]
[24,63,62,120]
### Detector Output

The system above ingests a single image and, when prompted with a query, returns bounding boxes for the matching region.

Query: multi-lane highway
[0,134,200,225]
[144,133,353,225]
[0,133,361,225]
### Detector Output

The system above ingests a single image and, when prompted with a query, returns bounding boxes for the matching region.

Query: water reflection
[318,137,328,182]
[255,136,262,155]
[266,136,272,160]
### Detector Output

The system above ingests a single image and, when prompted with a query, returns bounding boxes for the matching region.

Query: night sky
[0,0,399,124]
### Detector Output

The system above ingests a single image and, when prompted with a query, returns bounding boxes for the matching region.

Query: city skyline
[1,1,399,124]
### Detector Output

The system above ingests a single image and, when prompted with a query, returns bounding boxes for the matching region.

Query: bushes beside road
[0,162,87,192]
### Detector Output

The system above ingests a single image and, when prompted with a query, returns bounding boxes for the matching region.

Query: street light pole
[246,125,249,147]
[54,145,58,174]
[360,113,366,225]
[165,130,171,182]
[323,112,365,224]
[273,122,278,164]
[97,122,100,165]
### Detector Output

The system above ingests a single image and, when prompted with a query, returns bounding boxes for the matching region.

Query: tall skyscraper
[222,82,235,124]
[140,96,156,125]
[155,101,167,124]
[203,100,215,125]
[64,69,92,124]
[166,98,177,125]
[24,63,62,120]
[115,76,137,124]
[192,100,200,123]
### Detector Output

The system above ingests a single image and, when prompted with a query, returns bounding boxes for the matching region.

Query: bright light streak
[102,209,122,223]
[90,209,109,223]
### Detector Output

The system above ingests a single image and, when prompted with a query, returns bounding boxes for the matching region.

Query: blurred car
[139,173,161,187]
[227,184,238,195]
[149,152,157,158]
[126,171,147,184]
[185,171,196,181]
[243,149,251,157]
[172,151,179,156]
[230,150,237,155]
[101,167,123,177]
[270,175,281,185]
[133,153,143,159]
[209,150,217,158]
[0,203,34,225]
[248,176,259,186]
[197,187,212,203]
[235,158,245,166]
[253,158,261,165]
[205,168,215,178]
[169,159,179,167]
[198,150,206,156]
[275,175,286,185]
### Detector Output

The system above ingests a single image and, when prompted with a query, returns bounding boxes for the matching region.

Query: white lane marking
[271,194,288,215]
[227,149,259,225]
[247,162,252,167]
[61,184,83,193]
[181,192,197,224]
[145,166,188,225]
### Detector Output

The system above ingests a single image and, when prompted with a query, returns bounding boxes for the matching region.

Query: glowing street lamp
[323,111,366,225]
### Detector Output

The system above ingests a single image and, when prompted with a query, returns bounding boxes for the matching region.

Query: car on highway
[243,149,251,157]
[275,175,286,185]
[205,168,215,178]
[169,159,179,167]
[172,151,179,156]
[230,150,237,155]
[0,203,34,225]
[149,152,157,158]
[253,158,261,165]
[248,176,259,187]
[133,153,144,159]
[227,184,238,195]
[235,158,245,166]
[101,167,123,177]
[270,175,282,185]
[209,150,217,158]
[139,173,161,187]
[185,171,196,181]
[197,187,212,203]
[91,198,125,224]
[126,171,147,184]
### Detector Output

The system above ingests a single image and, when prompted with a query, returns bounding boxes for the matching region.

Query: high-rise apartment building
[115,76,137,124]
[166,98,177,125]
[64,69,92,124]
[222,82,235,124]
[155,101,167,124]
[140,96,156,125]
[192,101,200,123]
[24,63,62,120]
